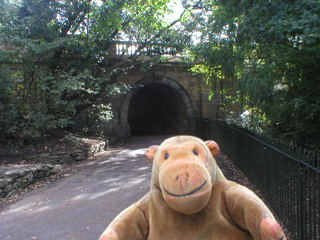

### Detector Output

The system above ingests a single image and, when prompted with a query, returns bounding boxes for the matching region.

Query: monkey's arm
[225,182,286,240]
[99,195,149,240]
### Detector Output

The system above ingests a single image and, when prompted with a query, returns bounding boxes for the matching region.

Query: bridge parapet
[107,41,182,60]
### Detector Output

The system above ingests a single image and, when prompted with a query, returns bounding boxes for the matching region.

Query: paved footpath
[0,136,168,240]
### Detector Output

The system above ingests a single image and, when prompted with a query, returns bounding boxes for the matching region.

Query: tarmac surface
[0,136,168,240]
[0,135,250,240]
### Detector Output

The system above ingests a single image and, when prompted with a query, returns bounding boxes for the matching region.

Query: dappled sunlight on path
[0,136,168,240]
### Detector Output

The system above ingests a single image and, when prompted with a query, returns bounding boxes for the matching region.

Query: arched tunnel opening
[128,82,188,136]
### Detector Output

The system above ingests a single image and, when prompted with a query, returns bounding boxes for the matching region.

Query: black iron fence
[195,118,320,240]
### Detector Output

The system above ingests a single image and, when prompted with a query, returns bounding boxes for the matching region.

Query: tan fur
[99,136,286,240]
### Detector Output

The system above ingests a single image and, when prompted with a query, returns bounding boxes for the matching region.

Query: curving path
[0,135,249,240]
[0,136,169,240]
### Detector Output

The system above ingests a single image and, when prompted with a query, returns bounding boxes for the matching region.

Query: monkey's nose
[176,173,190,181]
[176,173,190,192]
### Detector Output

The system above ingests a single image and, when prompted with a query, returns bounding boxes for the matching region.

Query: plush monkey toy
[99,136,286,240]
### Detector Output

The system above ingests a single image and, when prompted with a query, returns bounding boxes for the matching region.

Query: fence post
[263,144,271,197]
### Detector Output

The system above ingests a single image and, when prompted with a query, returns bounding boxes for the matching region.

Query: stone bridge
[105,42,219,138]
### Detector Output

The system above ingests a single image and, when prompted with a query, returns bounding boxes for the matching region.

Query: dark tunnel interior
[128,82,188,136]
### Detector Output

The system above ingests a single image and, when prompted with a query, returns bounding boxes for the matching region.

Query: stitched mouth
[163,180,208,197]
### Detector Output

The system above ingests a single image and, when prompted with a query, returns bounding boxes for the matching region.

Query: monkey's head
[146,136,224,214]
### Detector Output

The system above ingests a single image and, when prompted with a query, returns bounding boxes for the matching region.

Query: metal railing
[195,118,320,240]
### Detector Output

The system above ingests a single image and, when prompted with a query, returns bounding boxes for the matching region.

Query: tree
[187,0,320,151]
[0,0,192,143]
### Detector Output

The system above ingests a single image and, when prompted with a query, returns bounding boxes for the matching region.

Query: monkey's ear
[146,145,159,163]
[205,140,220,158]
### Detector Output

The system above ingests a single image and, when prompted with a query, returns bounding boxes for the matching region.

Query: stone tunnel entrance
[128,82,188,135]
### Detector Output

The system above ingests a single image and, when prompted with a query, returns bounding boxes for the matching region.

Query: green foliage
[64,135,82,147]
[0,0,188,144]
[0,66,20,140]
[0,62,75,142]
[188,0,320,151]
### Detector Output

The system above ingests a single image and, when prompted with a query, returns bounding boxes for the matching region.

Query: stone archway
[120,76,194,136]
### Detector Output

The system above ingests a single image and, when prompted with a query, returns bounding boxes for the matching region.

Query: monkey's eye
[164,153,169,160]
[193,149,199,155]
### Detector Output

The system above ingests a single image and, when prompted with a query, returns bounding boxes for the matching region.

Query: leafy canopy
[187,0,320,150]
[0,0,191,143]
[1,0,319,152]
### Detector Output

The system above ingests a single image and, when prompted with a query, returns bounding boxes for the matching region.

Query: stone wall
[0,164,60,198]
[0,139,106,198]
[24,140,106,164]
